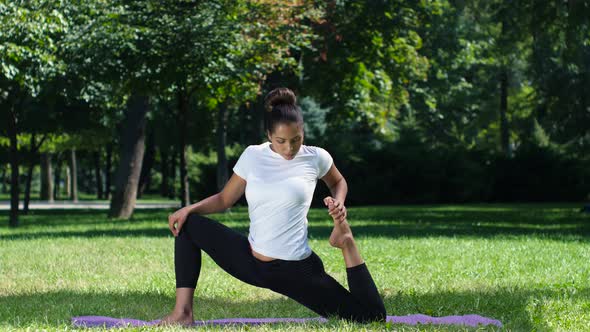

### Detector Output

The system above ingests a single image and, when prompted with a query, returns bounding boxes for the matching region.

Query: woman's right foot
[329,220,355,249]
[156,310,194,326]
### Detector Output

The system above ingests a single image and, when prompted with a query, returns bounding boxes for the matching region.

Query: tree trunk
[0,165,6,194]
[105,143,113,200]
[41,153,54,202]
[169,145,177,199]
[137,129,155,198]
[177,89,190,207]
[93,151,103,199]
[499,68,511,157]
[69,149,78,202]
[65,165,71,198]
[23,161,34,214]
[109,94,149,219]
[1,165,8,194]
[23,134,37,214]
[8,108,20,227]
[216,101,229,191]
[160,146,169,197]
[54,153,61,200]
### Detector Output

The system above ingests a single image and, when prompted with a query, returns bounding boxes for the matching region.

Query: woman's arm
[185,173,246,215]
[167,173,246,236]
[321,164,348,223]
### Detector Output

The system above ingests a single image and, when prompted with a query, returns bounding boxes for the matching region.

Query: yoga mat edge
[71,314,502,328]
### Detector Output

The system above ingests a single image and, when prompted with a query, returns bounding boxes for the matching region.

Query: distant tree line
[1,1,589,227]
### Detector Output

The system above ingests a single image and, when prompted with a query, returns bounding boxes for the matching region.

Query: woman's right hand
[168,207,191,237]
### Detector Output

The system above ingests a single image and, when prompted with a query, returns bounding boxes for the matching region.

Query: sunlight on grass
[1,204,589,331]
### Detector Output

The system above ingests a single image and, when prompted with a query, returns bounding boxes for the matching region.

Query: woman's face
[267,122,304,160]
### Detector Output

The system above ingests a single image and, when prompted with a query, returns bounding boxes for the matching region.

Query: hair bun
[264,87,297,112]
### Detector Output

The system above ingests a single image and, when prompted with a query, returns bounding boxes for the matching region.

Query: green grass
[1,203,589,331]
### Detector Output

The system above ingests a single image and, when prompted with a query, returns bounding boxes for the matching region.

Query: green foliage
[299,96,328,144]
[201,0,320,106]
[0,132,59,151]
[332,128,590,205]
[525,1,590,153]
[0,0,68,97]
[531,119,550,148]
[187,144,245,200]
[302,0,439,138]
[2,0,589,207]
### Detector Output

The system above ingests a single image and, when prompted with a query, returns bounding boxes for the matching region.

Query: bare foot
[156,310,194,327]
[329,219,355,249]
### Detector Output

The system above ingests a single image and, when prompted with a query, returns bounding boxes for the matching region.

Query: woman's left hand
[323,196,347,224]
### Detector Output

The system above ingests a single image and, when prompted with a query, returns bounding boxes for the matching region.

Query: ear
[300,126,305,143]
[266,131,272,142]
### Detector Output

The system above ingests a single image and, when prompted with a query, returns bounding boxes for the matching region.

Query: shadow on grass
[1,206,588,240]
[0,208,249,228]
[2,286,587,330]
[0,208,178,227]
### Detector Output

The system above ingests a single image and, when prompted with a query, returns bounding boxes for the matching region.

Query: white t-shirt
[232,141,333,260]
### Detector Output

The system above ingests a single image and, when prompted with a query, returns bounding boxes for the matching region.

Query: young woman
[159,88,386,326]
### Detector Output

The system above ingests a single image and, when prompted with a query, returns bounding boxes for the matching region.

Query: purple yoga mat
[72,314,502,328]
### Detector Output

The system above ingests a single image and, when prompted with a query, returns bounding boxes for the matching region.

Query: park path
[0,201,179,211]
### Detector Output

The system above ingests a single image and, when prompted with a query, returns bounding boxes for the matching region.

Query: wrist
[331,194,345,203]
[184,204,196,214]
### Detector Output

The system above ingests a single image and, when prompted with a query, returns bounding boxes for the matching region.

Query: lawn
[1,204,589,331]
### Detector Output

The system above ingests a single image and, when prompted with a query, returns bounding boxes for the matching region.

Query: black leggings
[175,213,387,323]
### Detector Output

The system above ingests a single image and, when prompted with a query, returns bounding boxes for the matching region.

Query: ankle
[339,234,355,250]
[174,306,193,316]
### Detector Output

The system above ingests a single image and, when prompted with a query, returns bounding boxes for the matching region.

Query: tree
[63,0,166,218]
[203,0,320,192]
[150,0,319,204]
[0,0,68,226]
[526,1,590,157]
[300,1,439,142]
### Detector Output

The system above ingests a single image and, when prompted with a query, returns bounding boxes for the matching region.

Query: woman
[159,88,386,326]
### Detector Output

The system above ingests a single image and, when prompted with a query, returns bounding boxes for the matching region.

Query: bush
[490,145,590,202]
[327,139,589,205]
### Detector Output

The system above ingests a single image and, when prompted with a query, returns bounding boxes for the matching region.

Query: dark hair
[264,87,304,134]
